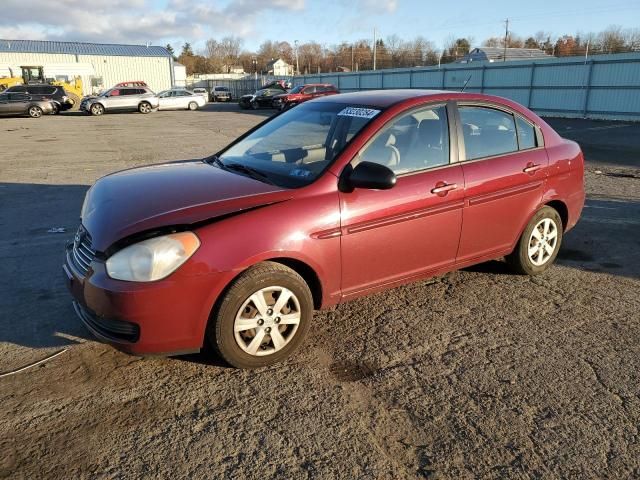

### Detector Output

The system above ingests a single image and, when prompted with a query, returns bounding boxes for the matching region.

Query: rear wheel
[138,101,152,114]
[506,206,563,275]
[28,106,43,118]
[208,262,313,369]
[188,101,198,111]
[90,103,104,116]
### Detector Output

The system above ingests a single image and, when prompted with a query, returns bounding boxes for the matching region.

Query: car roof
[315,89,450,108]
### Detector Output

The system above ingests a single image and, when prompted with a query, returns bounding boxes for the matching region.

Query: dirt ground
[1,104,639,479]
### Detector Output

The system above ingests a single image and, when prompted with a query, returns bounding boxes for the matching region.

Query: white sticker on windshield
[337,107,381,119]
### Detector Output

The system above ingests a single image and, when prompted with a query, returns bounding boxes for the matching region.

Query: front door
[455,104,548,262]
[339,104,464,298]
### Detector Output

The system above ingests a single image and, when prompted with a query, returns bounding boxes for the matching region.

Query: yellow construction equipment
[0,65,83,109]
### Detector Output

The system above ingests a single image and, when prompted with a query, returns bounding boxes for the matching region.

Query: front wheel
[28,106,43,118]
[208,262,313,369]
[506,206,563,275]
[90,103,104,116]
[250,101,259,110]
[138,101,152,114]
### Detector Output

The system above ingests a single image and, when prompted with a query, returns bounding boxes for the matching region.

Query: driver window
[358,105,450,175]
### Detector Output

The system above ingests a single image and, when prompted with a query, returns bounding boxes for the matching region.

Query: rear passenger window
[516,116,537,150]
[359,105,450,175]
[459,106,518,160]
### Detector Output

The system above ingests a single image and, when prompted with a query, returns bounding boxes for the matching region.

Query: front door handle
[431,182,458,196]
[523,163,542,173]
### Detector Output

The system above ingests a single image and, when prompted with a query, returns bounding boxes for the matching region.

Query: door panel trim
[346,199,464,234]
[468,181,543,206]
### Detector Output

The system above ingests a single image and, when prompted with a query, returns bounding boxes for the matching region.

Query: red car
[272,83,339,110]
[64,90,585,368]
[114,81,149,88]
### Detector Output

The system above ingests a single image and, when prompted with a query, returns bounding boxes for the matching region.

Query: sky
[0,0,638,53]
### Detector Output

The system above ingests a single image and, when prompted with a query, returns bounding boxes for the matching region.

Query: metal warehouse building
[0,39,174,95]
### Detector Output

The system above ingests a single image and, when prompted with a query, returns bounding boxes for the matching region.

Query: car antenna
[460,75,472,92]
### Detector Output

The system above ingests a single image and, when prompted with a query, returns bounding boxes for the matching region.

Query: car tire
[188,101,198,111]
[51,103,60,114]
[208,262,313,369]
[28,106,43,118]
[251,101,259,110]
[138,102,152,114]
[90,103,104,116]
[506,206,563,275]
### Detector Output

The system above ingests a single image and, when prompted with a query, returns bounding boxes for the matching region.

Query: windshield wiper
[223,162,275,185]
[203,154,225,168]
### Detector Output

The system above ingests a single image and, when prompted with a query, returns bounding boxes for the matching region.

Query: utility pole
[373,28,377,70]
[351,44,354,72]
[294,40,299,76]
[503,18,509,62]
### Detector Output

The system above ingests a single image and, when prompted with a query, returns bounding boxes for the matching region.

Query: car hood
[82,160,288,252]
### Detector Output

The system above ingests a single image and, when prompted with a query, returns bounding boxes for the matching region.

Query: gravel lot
[1,105,639,479]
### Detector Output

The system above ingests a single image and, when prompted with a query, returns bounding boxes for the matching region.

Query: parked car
[4,84,74,113]
[80,87,159,115]
[0,92,54,118]
[192,88,210,102]
[157,89,206,111]
[239,84,287,109]
[114,81,149,88]
[212,86,232,102]
[272,83,339,111]
[64,90,585,369]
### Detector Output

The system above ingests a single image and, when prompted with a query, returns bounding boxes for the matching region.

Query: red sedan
[272,83,339,110]
[64,90,585,368]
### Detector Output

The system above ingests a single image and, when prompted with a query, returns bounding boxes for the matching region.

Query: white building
[173,62,187,87]
[266,58,293,76]
[0,39,174,95]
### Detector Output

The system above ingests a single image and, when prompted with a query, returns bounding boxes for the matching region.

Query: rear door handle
[523,163,542,173]
[431,182,458,195]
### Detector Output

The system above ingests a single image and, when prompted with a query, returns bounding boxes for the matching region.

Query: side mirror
[341,161,396,192]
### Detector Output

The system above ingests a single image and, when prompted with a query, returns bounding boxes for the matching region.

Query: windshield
[288,85,304,94]
[98,90,110,97]
[217,102,382,188]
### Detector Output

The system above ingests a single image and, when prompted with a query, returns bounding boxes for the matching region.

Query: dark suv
[4,84,73,113]
[272,83,339,111]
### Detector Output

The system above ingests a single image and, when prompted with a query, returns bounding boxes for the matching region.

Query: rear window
[516,116,537,150]
[459,106,518,160]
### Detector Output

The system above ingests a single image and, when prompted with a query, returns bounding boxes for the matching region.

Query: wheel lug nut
[265,327,271,333]
[257,319,264,326]
[275,317,280,323]
[267,308,273,316]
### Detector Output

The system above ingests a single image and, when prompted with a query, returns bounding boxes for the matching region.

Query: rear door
[0,94,11,114]
[455,103,548,263]
[7,93,30,114]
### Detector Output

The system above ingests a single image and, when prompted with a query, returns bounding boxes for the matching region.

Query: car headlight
[106,232,200,282]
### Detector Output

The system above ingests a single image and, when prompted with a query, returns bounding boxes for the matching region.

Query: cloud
[358,0,398,14]
[0,0,306,46]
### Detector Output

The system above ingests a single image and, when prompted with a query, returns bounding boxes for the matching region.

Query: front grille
[71,225,96,276]
[73,301,140,343]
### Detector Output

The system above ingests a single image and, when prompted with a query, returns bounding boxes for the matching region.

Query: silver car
[192,88,210,102]
[0,92,54,118]
[157,89,207,111]
[81,87,159,116]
